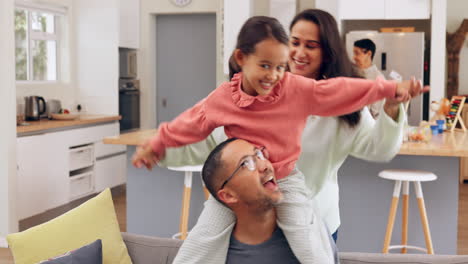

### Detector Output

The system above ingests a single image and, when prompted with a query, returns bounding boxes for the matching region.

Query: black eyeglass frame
[218,147,267,191]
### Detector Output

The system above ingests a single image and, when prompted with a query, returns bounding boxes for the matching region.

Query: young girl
[133,16,424,264]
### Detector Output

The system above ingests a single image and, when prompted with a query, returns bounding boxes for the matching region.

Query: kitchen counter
[17,115,121,135]
[104,128,468,158]
[103,129,156,146]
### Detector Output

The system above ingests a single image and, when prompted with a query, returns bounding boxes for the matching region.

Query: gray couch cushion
[122,233,468,264]
[122,232,182,264]
[339,252,468,264]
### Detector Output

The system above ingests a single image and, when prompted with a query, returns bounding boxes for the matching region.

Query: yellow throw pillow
[7,188,132,264]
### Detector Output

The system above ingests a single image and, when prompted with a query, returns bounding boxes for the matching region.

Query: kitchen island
[105,129,468,254]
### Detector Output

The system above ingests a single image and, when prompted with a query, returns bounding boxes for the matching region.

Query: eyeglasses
[219,147,268,191]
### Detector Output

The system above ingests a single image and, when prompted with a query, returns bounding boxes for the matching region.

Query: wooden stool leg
[202,184,210,200]
[414,181,434,254]
[201,175,210,200]
[179,171,192,240]
[401,181,409,253]
[383,180,402,253]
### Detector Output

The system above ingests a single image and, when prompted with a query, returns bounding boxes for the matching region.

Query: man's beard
[244,191,283,214]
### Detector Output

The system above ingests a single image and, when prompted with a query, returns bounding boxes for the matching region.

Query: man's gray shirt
[226,227,300,264]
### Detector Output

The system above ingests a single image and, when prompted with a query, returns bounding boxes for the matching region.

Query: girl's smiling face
[235,38,289,96]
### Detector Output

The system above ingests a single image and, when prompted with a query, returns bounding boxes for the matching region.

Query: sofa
[122,232,468,264]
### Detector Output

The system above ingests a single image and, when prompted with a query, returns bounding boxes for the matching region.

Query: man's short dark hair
[354,38,376,60]
[202,138,238,205]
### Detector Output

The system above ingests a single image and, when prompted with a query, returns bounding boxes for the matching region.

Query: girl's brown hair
[229,16,289,79]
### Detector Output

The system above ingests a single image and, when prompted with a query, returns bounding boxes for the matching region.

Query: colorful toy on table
[429,98,450,123]
[407,122,432,142]
[445,96,466,132]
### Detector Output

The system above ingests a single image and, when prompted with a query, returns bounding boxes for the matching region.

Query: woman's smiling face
[288,20,323,79]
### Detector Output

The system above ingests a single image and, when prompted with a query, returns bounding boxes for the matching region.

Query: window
[15,3,66,82]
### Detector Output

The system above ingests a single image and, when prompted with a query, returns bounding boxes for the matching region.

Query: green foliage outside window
[15,9,55,81]
[15,9,27,80]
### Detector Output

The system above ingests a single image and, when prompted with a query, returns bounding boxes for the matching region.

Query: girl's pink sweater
[150,72,396,180]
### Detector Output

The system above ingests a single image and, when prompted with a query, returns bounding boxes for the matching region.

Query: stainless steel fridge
[346,31,425,126]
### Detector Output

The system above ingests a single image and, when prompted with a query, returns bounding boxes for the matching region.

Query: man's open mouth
[262,175,278,191]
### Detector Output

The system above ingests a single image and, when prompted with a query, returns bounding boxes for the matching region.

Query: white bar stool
[379,169,437,254]
[168,165,209,240]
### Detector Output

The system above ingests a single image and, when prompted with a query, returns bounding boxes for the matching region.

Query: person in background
[353,38,386,118]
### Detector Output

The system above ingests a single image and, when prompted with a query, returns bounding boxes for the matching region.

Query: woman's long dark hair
[229,16,289,79]
[290,9,362,127]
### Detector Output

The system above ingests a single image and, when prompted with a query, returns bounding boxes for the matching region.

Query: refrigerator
[346,31,425,126]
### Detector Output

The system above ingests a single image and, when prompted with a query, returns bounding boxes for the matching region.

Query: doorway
[156,14,216,123]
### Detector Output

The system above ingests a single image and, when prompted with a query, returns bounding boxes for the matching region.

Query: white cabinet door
[17,133,69,220]
[339,0,385,20]
[45,131,70,209]
[385,0,431,19]
[119,0,140,48]
[95,154,127,192]
[17,134,49,219]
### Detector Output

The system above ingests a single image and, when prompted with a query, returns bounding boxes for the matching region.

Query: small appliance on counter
[24,96,46,121]
[46,99,62,119]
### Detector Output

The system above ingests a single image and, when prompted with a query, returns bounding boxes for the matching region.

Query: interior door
[156,14,216,124]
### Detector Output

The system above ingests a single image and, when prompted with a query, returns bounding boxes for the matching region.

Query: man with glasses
[174,137,338,263]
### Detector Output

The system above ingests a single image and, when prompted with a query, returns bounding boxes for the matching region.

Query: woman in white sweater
[157,9,406,242]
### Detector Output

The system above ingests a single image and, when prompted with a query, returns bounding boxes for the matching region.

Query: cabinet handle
[73,175,87,181]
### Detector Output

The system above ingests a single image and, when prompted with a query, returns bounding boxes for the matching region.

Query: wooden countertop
[17,115,121,134]
[399,130,468,157]
[104,129,468,158]
[103,129,156,146]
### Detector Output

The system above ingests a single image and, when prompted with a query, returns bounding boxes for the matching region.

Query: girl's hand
[394,77,430,102]
[132,141,160,170]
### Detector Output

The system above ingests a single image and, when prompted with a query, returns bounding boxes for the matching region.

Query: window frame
[15,2,66,83]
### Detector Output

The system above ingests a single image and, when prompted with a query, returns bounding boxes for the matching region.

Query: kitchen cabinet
[337,0,430,20]
[16,122,125,220]
[384,0,431,19]
[339,0,385,20]
[17,132,69,220]
[95,153,127,192]
[119,0,140,48]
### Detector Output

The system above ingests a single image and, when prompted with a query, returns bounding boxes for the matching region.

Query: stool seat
[379,170,437,182]
[167,165,203,172]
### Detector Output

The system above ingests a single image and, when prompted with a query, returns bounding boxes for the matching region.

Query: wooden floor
[1,183,468,262]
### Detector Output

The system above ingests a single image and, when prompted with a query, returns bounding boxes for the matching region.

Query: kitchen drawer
[69,145,94,171]
[94,141,126,158]
[95,153,127,192]
[70,171,94,200]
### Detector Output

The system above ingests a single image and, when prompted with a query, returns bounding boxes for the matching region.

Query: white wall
[74,0,119,115]
[447,0,468,95]
[430,0,447,104]
[139,0,222,129]
[0,0,19,235]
